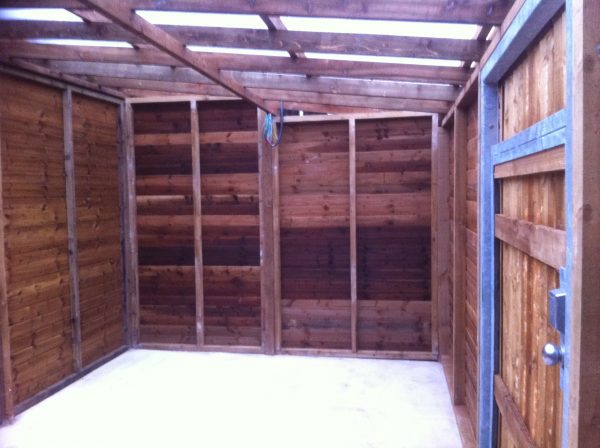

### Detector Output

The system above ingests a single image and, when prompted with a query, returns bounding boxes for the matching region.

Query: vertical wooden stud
[567,1,600,445]
[273,126,282,352]
[452,108,468,405]
[349,118,358,353]
[431,114,452,358]
[258,109,275,355]
[0,109,15,423]
[63,88,82,372]
[122,102,139,346]
[117,103,130,347]
[191,101,205,347]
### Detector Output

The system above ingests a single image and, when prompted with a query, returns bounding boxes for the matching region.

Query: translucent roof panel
[188,46,289,57]
[281,16,479,39]
[136,10,267,29]
[0,8,82,22]
[304,52,463,67]
[28,38,134,48]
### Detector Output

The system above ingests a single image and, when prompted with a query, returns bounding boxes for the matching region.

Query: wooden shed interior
[0,1,599,447]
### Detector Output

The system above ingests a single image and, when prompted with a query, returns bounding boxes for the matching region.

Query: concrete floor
[0,350,462,448]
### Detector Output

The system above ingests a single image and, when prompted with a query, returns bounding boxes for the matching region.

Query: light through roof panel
[281,16,478,39]
[187,45,289,57]
[28,38,134,48]
[0,8,83,22]
[136,10,268,29]
[304,52,463,67]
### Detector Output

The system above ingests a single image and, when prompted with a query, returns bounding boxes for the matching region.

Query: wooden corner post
[0,106,14,423]
[349,118,358,353]
[191,100,205,347]
[452,107,468,405]
[431,114,452,358]
[566,0,600,445]
[121,102,139,346]
[63,87,83,372]
[258,108,276,355]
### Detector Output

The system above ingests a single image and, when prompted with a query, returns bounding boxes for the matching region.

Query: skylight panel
[28,39,134,48]
[304,52,463,67]
[187,46,288,57]
[136,10,267,29]
[281,16,478,40]
[0,8,82,22]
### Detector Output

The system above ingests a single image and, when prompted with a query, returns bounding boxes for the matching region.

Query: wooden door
[479,2,568,447]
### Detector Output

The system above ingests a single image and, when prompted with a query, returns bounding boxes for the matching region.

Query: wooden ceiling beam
[31,60,458,102]
[2,0,513,25]
[251,88,451,113]
[83,76,235,97]
[0,21,484,61]
[0,42,470,84]
[260,15,304,59]
[74,0,275,113]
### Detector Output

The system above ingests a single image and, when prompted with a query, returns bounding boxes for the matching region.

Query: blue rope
[262,100,285,148]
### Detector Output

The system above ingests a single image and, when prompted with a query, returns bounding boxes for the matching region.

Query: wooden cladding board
[72,94,125,367]
[134,100,260,346]
[134,101,195,344]
[464,99,479,435]
[501,10,566,140]
[499,171,564,448]
[498,10,565,448]
[356,117,432,351]
[278,117,432,351]
[279,120,351,349]
[0,74,125,407]
[0,74,73,405]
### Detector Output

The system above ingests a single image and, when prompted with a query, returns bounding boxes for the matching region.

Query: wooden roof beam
[0,42,471,84]
[260,15,304,59]
[3,1,514,25]
[30,60,458,102]
[74,0,275,113]
[0,21,484,61]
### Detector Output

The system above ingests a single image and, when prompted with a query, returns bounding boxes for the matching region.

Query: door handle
[542,343,564,366]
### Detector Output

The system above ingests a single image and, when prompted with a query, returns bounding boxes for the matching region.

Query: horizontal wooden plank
[5,1,510,25]
[492,109,566,165]
[495,214,565,270]
[494,145,565,178]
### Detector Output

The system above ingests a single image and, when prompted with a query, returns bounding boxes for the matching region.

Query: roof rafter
[2,0,513,25]
[74,0,275,113]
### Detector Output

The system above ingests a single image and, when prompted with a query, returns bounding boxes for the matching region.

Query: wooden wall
[132,106,434,357]
[355,117,432,351]
[278,116,433,353]
[279,120,351,349]
[73,94,125,367]
[464,99,479,437]
[0,73,126,419]
[134,100,261,347]
[497,9,566,448]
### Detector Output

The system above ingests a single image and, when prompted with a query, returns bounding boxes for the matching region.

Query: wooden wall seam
[0,109,15,422]
[122,103,139,346]
[191,101,205,347]
[63,87,83,372]
[349,118,358,353]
